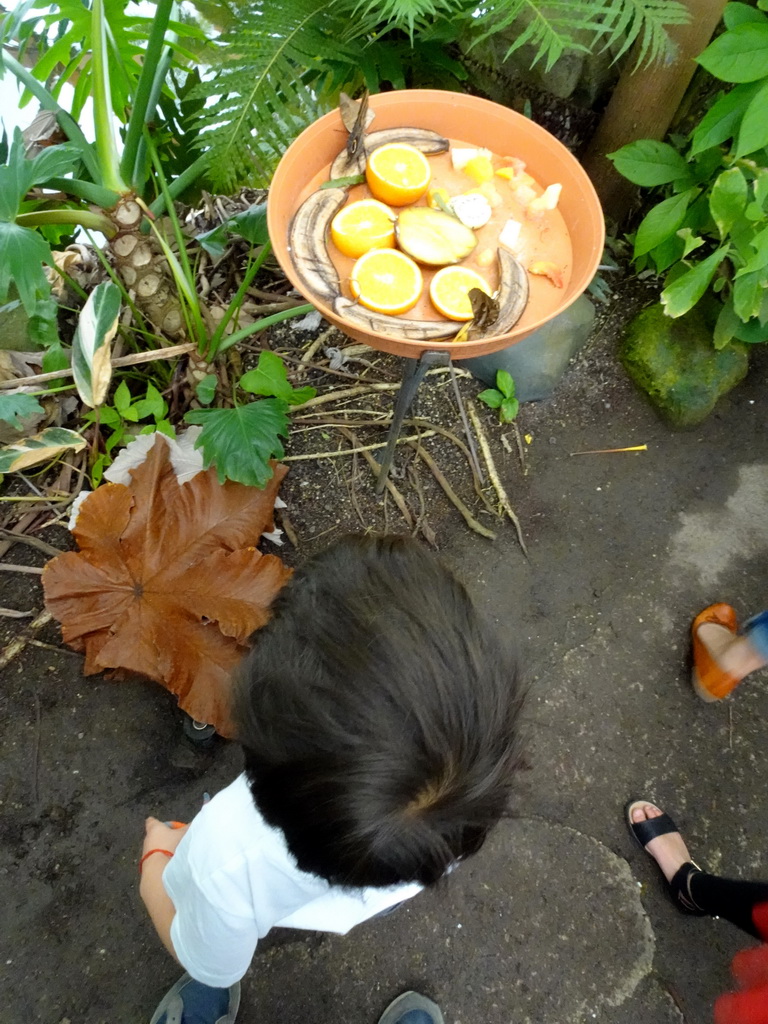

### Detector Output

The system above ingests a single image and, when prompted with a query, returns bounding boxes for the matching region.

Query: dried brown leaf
[43,437,291,736]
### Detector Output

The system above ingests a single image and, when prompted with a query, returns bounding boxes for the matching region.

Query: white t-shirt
[162,774,423,987]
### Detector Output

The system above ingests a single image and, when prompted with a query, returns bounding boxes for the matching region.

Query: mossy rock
[620,304,749,427]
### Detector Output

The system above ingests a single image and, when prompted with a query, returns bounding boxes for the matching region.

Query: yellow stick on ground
[569,445,648,455]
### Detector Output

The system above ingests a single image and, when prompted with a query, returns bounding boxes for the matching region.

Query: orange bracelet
[139,848,174,874]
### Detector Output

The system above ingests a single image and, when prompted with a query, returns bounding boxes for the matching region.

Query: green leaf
[733,269,765,320]
[697,22,768,82]
[42,340,69,377]
[734,79,768,157]
[0,128,79,222]
[754,168,768,208]
[734,224,768,275]
[500,397,519,422]
[239,350,316,405]
[113,380,132,417]
[185,399,289,488]
[0,426,86,474]
[690,84,762,155]
[0,222,54,315]
[608,140,688,186]
[195,373,218,406]
[478,388,503,409]
[677,227,705,258]
[71,281,121,408]
[495,369,515,399]
[724,3,768,28]
[196,223,228,261]
[651,231,686,274]
[131,383,166,422]
[733,315,768,341]
[228,203,269,245]
[713,298,741,349]
[709,168,748,239]
[660,245,730,317]
[0,393,44,430]
[634,190,697,258]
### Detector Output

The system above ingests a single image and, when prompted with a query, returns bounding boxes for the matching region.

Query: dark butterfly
[339,88,370,159]
[468,288,500,330]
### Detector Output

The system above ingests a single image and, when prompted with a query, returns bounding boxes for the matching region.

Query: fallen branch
[468,402,527,556]
[0,342,197,390]
[282,430,436,462]
[407,442,496,541]
[300,326,337,366]
[0,610,53,671]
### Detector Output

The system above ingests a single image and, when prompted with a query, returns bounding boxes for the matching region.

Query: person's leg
[693,605,768,702]
[628,802,768,939]
[377,992,444,1024]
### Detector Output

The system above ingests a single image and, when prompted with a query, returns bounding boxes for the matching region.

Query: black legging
[690,872,768,938]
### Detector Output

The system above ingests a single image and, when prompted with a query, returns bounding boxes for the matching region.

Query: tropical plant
[609,1,768,348]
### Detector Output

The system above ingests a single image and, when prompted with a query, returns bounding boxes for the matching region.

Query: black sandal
[625,799,706,917]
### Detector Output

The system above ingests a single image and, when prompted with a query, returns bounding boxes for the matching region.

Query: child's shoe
[378,991,445,1024]
[150,973,240,1024]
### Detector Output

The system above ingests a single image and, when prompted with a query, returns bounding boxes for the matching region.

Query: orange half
[429,266,491,321]
[350,248,423,315]
[366,143,431,206]
[330,198,396,258]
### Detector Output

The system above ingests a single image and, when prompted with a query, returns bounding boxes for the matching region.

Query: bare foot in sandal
[630,803,691,882]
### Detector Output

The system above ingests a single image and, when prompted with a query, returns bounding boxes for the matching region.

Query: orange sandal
[692,603,740,702]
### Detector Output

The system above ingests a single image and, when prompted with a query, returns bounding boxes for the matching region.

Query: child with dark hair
[140,535,525,1024]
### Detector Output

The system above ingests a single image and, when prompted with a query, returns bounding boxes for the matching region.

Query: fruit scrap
[450,147,492,171]
[330,199,396,258]
[528,183,562,215]
[366,142,431,206]
[529,261,564,288]
[496,157,526,179]
[498,219,522,253]
[462,155,494,184]
[511,183,538,206]
[430,265,491,321]
[476,247,495,267]
[449,192,492,229]
[350,248,423,314]
[395,206,477,266]
[427,186,452,211]
[467,182,503,208]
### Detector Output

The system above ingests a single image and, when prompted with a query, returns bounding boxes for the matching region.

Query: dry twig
[336,426,413,529]
[468,402,528,556]
[282,430,436,462]
[0,529,63,558]
[407,442,495,541]
[0,342,197,390]
[0,610,53,671]
[0,564,45,575]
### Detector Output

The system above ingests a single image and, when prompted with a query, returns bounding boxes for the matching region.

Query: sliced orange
[350,248,423,314]
[330,199,396,258]
[366,143,431,207]
[429,266,491,321]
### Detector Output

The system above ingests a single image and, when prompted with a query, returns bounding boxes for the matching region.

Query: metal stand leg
[375,350,449,494]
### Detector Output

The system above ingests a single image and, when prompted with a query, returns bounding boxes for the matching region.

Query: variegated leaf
[71,281,121,407]
[0,426,86,473]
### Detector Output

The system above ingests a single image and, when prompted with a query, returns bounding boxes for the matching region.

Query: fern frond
[471,0,688,73]
[343,0,468,39]
[192,1,352,191]
[471,1,606,71]
[598,0,689,67]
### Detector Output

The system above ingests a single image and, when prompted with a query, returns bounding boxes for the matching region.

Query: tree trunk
[582,0,729,224]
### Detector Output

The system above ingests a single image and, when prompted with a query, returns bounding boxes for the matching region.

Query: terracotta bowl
[268,89,604,359]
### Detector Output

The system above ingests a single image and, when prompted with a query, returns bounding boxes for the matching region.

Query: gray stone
[620,303,750,427]
[457,293,596,402]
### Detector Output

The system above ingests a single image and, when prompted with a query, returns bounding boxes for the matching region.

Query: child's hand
[142,816,189,858]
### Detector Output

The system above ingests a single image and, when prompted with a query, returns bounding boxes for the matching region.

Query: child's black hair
[234,534,525,890]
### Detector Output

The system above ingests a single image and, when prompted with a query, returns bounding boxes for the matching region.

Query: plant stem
[145,152,210,221]
[43,177,120,209]
[216,304,315,355]
[90,0,129,192]
[120,0,175,184]
[16,209,116,235]
[207,242,273,359]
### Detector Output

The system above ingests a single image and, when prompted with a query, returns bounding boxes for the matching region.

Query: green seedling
[478,370,519,424]
[83,380,174,485]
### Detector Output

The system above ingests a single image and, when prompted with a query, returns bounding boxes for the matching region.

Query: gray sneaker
[150,973,240,1024]
[378,991,445,1024]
